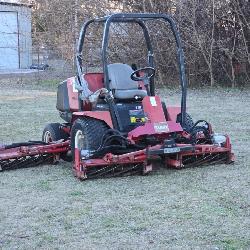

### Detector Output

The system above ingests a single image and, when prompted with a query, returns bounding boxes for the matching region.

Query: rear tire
[42,123,71,162]
[70,118,109,161]
[176,113,194,132]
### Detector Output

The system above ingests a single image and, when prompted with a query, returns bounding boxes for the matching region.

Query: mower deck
[0,141,69,172]
[74,139,234,180]
[0,136,234,180]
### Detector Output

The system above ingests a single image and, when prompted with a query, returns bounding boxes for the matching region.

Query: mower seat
[108,63,147,99]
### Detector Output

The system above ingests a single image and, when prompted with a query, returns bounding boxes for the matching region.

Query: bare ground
[0,84,249,250]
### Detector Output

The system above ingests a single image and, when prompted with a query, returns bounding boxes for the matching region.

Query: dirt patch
[0,85,249,249]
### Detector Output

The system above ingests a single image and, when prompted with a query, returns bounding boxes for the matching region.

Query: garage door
[0,11,19,69]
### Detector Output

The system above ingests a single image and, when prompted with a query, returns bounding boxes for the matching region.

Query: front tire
[42,123,71,162]
[70,118,109,161]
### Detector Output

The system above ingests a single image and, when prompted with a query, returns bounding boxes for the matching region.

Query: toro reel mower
[0,13,234,180]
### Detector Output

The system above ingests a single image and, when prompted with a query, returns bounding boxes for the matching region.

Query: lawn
[0,83,249,249]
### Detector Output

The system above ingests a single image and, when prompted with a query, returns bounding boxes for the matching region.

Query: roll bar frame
[76,13,187,126]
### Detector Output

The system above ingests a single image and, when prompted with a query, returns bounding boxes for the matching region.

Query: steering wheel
[130,67,156,82]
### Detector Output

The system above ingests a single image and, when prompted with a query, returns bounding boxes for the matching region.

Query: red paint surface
[73,111,113,128]
[166,107,181,122]
[67,77,80,111]
[0,141,70,161]
[128,121,183,140]
[84,73,104,92]
[142,96,166,123]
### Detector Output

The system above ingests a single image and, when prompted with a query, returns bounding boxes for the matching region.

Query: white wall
[0,3,32,69]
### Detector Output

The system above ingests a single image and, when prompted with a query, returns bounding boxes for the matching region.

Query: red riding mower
[0,13,234,180]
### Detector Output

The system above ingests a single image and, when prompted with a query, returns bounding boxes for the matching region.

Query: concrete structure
[0,1,32,69]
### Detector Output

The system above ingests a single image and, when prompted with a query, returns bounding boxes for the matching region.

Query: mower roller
[0,13,234,180]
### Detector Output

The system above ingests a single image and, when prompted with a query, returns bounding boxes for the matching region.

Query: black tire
[70,118,109,161]
[176,113,194,132]
[42,123,71,162]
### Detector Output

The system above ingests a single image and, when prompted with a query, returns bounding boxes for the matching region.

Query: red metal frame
[74,136,234,179]
[73,111,113,128]
[0,141,70,161]
[127,122,182,143]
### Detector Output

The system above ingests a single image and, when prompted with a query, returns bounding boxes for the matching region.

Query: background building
[0,1,32,69]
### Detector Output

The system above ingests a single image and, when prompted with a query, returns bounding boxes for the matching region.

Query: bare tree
[25,0,250,87]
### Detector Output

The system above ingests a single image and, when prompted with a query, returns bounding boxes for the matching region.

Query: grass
[40,79,61,87]
[0,84,249,249]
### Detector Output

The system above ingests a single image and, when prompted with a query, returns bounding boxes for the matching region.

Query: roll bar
[76,13,187,127]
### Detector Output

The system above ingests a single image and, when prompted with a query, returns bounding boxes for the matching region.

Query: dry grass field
[0,83,249,249]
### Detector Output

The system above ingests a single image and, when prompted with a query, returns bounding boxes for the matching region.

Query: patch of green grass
[42,234,56,243]
[220,238,250,250]
[36,180,52,191]
[46,213,58,220]
[102,217,116,229]
[35,234,58,248]
[69,191,84,197]
[40,79,60,87]
[70,207,92,218]
[130,222,149,233]
[63,220,73,230]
